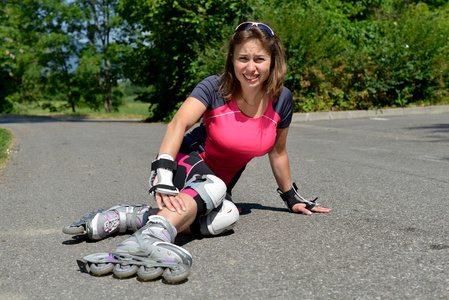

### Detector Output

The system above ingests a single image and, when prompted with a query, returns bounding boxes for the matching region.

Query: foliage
[0,65,17,113]
[0,127,13,162]
[0,0,46,109]
[1,0,449,117]
[71,0,131,112]
[253,1,349,111]
[12,100,150,119]
[0,0,130,114]
[117,0,253,121]
[348,5,449,108]
[252,0,449,112]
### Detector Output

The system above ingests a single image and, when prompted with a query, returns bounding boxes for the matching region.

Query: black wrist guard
[277,182,319,212]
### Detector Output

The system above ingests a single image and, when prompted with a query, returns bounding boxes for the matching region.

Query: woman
[150,22,330,228]
[71,22,331,281]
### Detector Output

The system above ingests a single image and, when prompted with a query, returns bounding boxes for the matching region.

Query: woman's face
[232,38,271,92]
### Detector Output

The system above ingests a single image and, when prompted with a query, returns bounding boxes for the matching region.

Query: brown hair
[219,24,286,101]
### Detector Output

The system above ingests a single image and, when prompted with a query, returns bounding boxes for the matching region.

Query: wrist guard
[149,154,179,196]
[277,182,319,212]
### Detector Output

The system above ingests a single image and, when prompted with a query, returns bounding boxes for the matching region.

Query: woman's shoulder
[271,86,294,128]
[274,86,293,107]
[198,74,222,87]
[190,74,225,109]
[280,86,293,99]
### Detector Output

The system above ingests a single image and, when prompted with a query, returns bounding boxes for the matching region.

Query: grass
[0,127,13,167]
[11,101,151,120]
[5,97,449,122]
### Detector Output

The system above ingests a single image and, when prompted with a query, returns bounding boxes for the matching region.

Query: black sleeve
[274,87,294,129]
[188,74,224,110]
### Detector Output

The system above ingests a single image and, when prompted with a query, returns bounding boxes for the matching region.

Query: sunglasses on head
[234,22,275,37]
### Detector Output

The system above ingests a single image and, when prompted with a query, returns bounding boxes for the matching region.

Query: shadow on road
[236,202,288,215]
[408,123,449,131]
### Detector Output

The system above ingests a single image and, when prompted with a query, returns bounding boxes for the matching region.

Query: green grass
[0,127,13,166]
[12,101,151,120]
[7,97,449,120]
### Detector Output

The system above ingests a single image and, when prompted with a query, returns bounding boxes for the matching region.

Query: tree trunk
[104,58,112,113]
[65,73,75,113]
[68,90,75,113]
[96,72,109,112]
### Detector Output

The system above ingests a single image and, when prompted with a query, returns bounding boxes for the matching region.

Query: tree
[36,0,85,112]
[0,0,83,113]
[0,0,46,108]
[74,0,129,113]
[0,63,17,113]
[117,0,253,121]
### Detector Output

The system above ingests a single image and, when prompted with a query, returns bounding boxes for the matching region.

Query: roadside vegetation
[0,127,13,167]
[10,100,150,119]
[1,0,448,122]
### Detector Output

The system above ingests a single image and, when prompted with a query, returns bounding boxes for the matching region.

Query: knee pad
[185,174,226,215]
[199,200,239,236]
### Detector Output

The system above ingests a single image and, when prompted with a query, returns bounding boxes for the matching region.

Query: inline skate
[77,215,192,282]
[63,204,151,240]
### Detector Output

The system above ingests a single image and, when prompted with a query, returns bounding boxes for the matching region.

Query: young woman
[69,22,331,282]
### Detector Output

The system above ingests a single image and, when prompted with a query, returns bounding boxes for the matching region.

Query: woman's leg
[157,191,197,234]
[154,151,237,237]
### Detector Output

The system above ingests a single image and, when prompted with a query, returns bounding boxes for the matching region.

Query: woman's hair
[219,24,287,101]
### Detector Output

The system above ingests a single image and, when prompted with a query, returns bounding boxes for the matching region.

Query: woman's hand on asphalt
[292,203,332,215]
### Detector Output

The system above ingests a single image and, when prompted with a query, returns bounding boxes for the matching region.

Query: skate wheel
[63,225,85,235]
[89,263,114,276]
[162,264,190,283]
[113,263,138,278]
[137,266,164,281]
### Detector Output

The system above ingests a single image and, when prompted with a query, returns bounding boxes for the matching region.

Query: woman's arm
[158,97,207,158]
[268,126,292,192]
[269,127,331,215]
[153,97,207,214]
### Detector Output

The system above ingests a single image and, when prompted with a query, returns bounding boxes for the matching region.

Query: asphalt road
[0,112,448,300]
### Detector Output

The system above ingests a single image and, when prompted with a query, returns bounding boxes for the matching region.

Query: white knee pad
[199,200,239,236]
[185,174,226,215]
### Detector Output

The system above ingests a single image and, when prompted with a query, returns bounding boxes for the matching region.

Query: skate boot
[63,204,151,240]
[77,215,192,282]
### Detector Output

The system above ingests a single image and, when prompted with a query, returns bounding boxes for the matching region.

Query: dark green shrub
[347,3,449,108]
[256,0,449,111]
[257,1,351,111]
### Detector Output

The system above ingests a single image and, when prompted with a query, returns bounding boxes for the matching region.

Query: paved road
[0,113,448,299]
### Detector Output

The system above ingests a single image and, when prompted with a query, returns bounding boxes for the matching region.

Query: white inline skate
[77,215,192,283]
[63,204,151,240]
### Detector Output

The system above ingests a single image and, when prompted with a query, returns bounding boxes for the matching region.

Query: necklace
[241,93,265,106]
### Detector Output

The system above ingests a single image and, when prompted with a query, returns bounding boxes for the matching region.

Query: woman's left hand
[292,203,332,215]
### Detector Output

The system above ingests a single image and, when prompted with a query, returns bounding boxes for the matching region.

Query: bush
[118,0,252,122]
[256,1,352,111]
[346,3,449,108]
[0,127,13,162]
[252,0,449,111]
[0,67,17,114]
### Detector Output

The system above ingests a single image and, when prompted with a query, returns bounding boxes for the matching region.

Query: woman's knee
[198,200,239,236]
